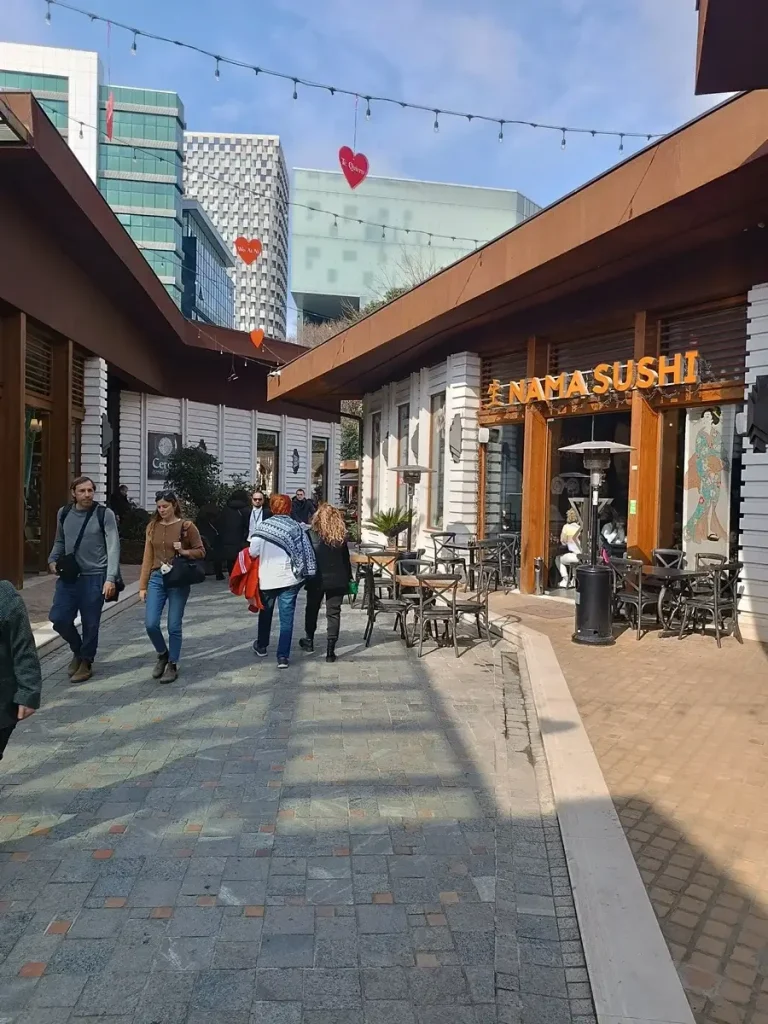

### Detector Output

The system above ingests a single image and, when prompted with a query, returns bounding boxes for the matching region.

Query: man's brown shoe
[67,656,81,678]
[70,660,92,683]
[160,662,178,684]
[152,653,169,679]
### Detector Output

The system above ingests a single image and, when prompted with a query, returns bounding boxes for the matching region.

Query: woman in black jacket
[213,490,251,580]
[299,504,352,663]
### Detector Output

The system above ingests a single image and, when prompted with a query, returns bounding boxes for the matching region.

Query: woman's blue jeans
[145,570,190,664]
[257,584,301,660]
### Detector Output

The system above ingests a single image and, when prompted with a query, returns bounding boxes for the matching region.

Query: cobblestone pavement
[490,593,768,1024]
[0,583,594,1024]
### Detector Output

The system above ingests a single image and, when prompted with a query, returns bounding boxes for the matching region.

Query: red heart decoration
[338,146,369,189]
[249,328,265,349]
[235,237,262,265]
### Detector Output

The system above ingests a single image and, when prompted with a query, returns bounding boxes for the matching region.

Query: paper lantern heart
[235,237,262,265]
[249,328,264,349]
[338,146,369,189]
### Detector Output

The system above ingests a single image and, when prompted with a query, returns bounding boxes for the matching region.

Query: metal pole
[589,470,601,565]
[406,482,414,554]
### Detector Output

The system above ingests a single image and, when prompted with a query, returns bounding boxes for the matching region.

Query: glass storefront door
[547,412,631,587]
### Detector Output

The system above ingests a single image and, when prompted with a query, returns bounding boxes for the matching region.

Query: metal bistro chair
[678,561,743,647]
[485,533,520,591]
[450,566,493,654]
[689,551,728,598]
[362,561,412,648]
[652,548,685,569]
[431,533,468,583]
[397,558,435,616]
[411,572,462,657]
[353,544,387,605]
[611,557,660,640]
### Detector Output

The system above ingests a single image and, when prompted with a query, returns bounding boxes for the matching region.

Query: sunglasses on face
[155,490,177,502]
[252,496,264,503]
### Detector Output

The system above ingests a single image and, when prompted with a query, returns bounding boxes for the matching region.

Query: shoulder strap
[97,505,106,538]
[72,506,96,556]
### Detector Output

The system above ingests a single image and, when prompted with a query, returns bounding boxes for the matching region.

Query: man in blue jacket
[0,581,42,762]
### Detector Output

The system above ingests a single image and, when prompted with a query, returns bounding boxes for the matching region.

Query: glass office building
[181,199,235,328]
[291,169,540,327]
[99,85,186,307]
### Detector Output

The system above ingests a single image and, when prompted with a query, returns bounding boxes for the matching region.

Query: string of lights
[39,100,489,249]
[44,0,662,150]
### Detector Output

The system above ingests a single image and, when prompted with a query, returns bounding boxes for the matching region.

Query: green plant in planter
[364,507,413,545]
[164,443,222,516]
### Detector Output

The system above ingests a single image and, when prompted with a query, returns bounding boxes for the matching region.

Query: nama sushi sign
[486,350,699,407]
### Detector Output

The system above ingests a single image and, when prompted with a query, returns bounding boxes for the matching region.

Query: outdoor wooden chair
[678,561,743,647]
[611,557,659,640]
[410,572,462,657]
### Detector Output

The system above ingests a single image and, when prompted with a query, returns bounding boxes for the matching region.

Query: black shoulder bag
[55,506,95,583]
[163,522,206,589]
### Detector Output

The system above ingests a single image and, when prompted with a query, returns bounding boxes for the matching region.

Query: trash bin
[572,563,614,646]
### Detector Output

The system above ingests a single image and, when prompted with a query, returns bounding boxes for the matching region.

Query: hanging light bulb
[498,120,504,142]
[214,58,221,80]
[433,110,440,133]
[292,79,298,100]
[365,97,371,120]
[333,214,338,230]
[560,130,567,150]
[618,134,624,152]
[78,122,83,139]
[130,31,138,55]
[427,234,432,247]
[44,0,51,23]
[381,225,385,240]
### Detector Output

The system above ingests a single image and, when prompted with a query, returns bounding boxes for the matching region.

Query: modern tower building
[0,43,187,309]
[181,199,235,328]
[290,169,540,327]
[183,132,289,338]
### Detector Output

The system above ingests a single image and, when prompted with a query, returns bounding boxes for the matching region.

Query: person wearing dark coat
[109,485,131,521]
[0,581,43,762]
[213,490,251,580]
[299,504,352,663]
[291,489,316,525]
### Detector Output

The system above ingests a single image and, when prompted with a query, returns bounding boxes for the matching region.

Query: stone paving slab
[490,592,768,1024]
[0,582,595,1023]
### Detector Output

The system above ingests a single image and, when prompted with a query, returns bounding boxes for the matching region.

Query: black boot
[299,636,314,652]
[326,640,337,663]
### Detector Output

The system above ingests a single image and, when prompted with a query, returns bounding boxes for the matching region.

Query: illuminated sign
[486,350,699,407]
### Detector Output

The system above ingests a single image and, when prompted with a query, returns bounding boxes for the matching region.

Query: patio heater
[558,441,634,646]
[390,465,433,555]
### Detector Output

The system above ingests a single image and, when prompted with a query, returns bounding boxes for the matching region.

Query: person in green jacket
[0,581,43,762]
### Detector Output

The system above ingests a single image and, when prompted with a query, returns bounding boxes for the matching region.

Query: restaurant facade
[269,91,768,643]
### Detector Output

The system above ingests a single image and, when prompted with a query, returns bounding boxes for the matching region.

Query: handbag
[348,579,359,597]
[55,506,96,583]
[163,523,205,589]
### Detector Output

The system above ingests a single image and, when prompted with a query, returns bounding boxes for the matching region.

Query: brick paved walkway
[0,584,594,1024]
[19,565,142,630]
[490,592,768,1024]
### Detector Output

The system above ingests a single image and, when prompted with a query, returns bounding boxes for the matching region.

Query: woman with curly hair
[299,504,352,663]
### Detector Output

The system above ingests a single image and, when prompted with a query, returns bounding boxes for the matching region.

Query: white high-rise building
[183,132,289,338]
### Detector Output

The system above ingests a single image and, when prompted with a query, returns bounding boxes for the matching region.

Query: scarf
[252,514,317,581]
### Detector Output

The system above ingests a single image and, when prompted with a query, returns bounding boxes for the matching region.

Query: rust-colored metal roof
[696,0,768,94]
[268,91,768,411]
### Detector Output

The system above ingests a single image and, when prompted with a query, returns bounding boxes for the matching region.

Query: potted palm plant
[364,507,414,549]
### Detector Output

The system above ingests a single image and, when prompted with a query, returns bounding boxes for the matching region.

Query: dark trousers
[0,725,16,761]
[50,573,106,664]
[214,557,236,580]
[305,585,347,643]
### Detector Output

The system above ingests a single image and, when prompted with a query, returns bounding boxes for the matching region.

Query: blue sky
[6,0,726,209]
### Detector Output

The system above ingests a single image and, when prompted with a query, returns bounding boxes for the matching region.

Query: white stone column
[445,352,482,540]
[81,356,108,503]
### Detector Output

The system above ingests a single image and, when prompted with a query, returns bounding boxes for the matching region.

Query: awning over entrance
[695,0,768,94]
[267,91,768,412]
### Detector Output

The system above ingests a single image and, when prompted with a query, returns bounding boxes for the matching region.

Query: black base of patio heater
[572,564,615,646]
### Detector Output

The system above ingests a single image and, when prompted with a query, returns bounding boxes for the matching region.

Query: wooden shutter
[659,304,747,384]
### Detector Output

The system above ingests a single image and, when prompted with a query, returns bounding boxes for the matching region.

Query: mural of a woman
[684,407,729,543]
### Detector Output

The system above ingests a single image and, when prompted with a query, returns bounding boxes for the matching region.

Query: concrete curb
[489,611,695,1024]
[34,581,141,658]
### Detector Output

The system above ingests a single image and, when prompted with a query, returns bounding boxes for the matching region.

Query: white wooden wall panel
[186,401,220,452]
[223,407,253,482]
[285,416,310,494]
[739,282,768,640]
[118,392,143,503]
[445,353,481,541]
[81,356,108,503]
[146,396,182,433]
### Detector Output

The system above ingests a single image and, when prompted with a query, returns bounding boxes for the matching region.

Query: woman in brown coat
[139,490,205,683]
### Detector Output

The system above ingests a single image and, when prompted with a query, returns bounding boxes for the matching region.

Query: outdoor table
[640,566,710,634]
[444,539,497,589]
